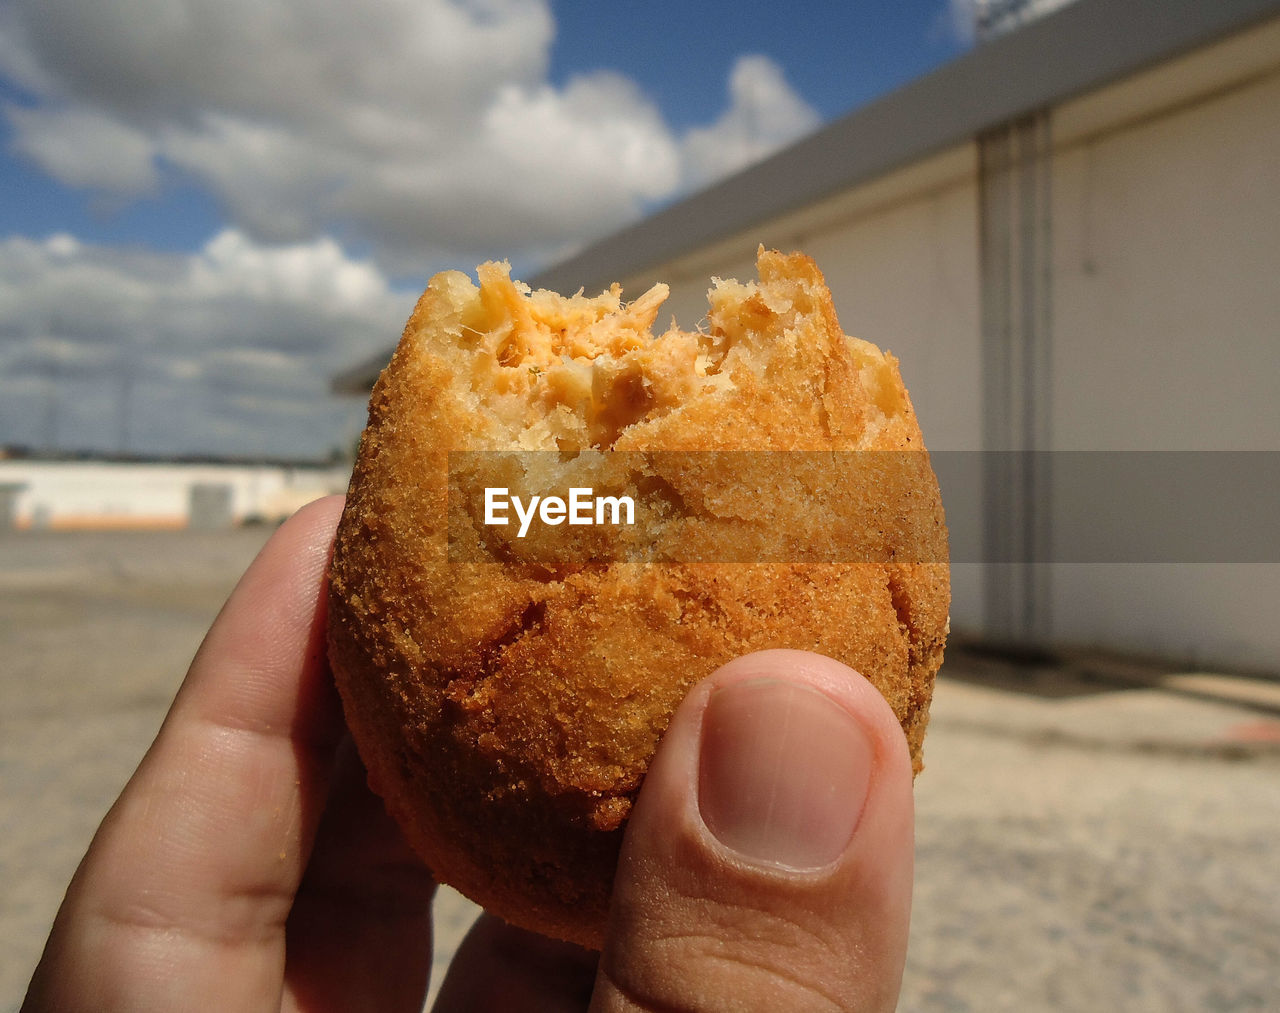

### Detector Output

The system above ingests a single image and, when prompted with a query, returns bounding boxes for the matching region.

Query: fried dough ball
[327,249,949,948]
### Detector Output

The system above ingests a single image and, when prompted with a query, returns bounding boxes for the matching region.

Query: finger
[431,914,598,1013]
[591,650,914,1013]
[283,736,436,1013]
[26,496,348,1012]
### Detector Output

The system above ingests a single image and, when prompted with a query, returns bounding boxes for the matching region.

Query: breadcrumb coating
[328,248,949,947]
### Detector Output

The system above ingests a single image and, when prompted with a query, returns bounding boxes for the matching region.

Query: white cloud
[7,104,158,191]
[0,1,820,274]
[484,73,681,207]
[0,231,414,457]
[190,229,391,313]
[0,4,829,457]
[681,55,821,191]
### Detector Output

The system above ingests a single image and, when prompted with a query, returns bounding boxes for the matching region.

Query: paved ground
[2,529,1278,1011]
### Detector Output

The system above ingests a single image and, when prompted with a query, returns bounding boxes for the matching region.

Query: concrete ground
[2,529,1277,1011]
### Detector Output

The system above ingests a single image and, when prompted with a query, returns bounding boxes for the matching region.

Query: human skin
[23,496,914,1012]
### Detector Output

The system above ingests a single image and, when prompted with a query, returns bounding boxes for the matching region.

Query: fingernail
[698,678,873,871]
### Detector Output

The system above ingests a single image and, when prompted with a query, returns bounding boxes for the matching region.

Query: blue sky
[547,2,967,129]
[0,0,975,459]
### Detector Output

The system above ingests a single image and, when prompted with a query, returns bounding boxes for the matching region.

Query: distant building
[335,0,1280,672]
[0,451,350,530]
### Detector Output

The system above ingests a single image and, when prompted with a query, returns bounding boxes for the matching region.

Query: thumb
[591,650,915,1012]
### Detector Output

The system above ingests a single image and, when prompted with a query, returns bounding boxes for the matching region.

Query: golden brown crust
[328,248,949,948]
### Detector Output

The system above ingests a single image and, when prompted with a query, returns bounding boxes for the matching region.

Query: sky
[0,0,982,461]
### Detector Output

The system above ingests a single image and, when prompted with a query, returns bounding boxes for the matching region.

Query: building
[0,451,350,530]
[336,0,1280,672]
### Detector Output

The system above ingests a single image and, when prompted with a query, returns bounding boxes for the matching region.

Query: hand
[24,497,915,1012]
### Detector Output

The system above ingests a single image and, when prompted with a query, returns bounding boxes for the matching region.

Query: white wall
[1050,70,1280,452]
[1042,58,1280,670]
